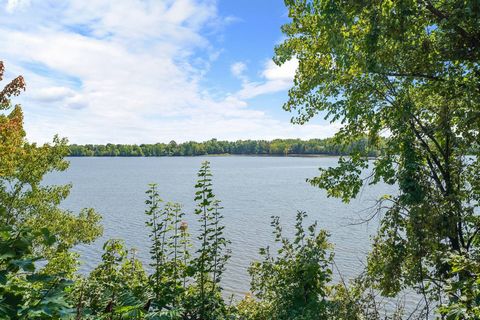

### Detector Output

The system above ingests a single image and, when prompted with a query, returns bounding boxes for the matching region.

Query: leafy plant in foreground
[145,183,190,313]
[237,212,333,320]
[189,161,231,320]
[0,212,73,319]
[73,239,149,319]
[143,163,232,320]
[439,253,480,319]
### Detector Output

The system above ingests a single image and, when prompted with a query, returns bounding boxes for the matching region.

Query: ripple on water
[45,156,397,299]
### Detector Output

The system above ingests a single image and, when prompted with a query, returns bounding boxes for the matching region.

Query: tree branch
[421,0,480,52]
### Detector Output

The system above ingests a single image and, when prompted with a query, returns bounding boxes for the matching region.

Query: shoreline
[66,153,349,158]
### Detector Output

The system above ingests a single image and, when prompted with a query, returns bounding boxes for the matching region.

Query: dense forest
[1,0,479,319]
[68,138,380,157]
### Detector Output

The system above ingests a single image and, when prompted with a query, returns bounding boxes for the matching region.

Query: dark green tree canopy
[276,0,480,313]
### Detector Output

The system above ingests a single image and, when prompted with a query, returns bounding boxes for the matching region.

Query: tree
[0,61,102,276]
[67,139,379,157]
[276,0,479,314]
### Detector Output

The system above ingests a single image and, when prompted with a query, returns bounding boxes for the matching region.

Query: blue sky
[0,0,338,144]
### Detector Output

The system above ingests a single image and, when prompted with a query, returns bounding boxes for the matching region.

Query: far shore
[66,153,374,158]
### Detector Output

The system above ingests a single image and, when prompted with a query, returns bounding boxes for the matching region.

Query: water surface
[44,156,395,297]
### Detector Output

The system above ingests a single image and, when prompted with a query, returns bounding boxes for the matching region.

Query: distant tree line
[68,138,381,157]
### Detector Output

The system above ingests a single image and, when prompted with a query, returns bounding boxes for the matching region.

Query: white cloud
[0,1,338,143]
[236,58,298,99]
[230,61,247,79]
[30,86,76,102]
[5,0,29,13]
[64,94,88,110]
[262,58,297,81]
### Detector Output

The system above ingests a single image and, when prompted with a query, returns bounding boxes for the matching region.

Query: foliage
[276,0,480,315]
[72,239,149,319]
[0,61,104,319]
[145,184,190,312]
[0,213,73,319]
[439,253,480,319]
[237,212,333,320]
[0,61,103,277]
[188,161,231,319]
[328,276,412,320]
[68,137,381,157]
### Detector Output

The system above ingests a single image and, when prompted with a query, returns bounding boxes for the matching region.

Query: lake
[44,156,395,297]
